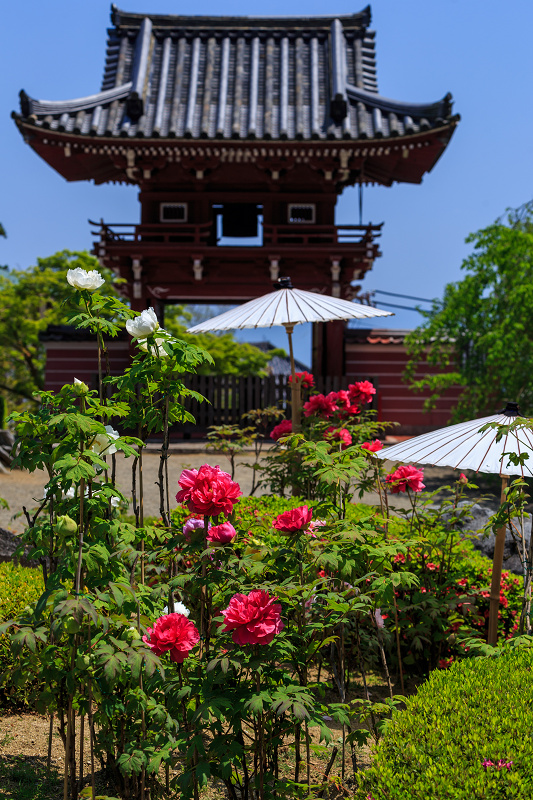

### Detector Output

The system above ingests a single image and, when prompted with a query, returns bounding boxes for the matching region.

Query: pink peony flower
[303,393,338,419]
[176,465,242,516]
[458,472,468,485]
[385,464,425,494]
[270,419,292,441]
[288,371,314,389]
[326,427,353,449]
[348,380,376,405]
[273,505,313,534]
[206,521,237,545]
[221,590,284,645]
[143,613,199,663]
[361,439,383,453]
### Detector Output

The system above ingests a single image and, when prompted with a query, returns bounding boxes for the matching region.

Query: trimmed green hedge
[356,643,533,799]
[0,561,44,709]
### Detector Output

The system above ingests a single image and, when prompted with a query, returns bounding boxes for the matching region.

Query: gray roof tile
[16,5,456,142]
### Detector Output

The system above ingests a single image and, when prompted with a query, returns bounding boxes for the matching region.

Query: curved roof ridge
[21,83,132,116]
[346,84,453,119]
[110,3,372,30]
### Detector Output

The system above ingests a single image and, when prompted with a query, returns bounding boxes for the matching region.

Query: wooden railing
[91,220,382,249]
[262,223,380,246]
[171,374,377,433]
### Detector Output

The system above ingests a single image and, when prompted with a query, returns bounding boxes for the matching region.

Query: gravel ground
[0,444,474,534]
[0,449,270,533]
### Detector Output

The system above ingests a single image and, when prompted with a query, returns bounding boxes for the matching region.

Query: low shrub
[0,561,44,709]
[356,641,533,799]
[383,516,522,674]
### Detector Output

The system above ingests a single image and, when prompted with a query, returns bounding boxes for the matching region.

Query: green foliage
[355,642,533,799]
[405,202,533,419]
[0,250,120,409]
[0,562,44,707]
[164,305,282,376]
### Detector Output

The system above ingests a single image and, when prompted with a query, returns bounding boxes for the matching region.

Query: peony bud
[73,377,89,395]
[66,267,105,292]
[124,626,141,642]
[458,473,468,485]
[55,515,78,538]
[126,308,159,339]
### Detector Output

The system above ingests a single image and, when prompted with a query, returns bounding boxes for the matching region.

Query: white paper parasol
[187,277,392,430]
[375,401,532,643]
[374,402,533,477]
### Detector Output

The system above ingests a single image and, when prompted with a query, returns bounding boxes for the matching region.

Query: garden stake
[372,610,394,700]
[64,695,73,800]
[317,747,338,799]
[88,622,96,800]
[78,713,85,796]
[355,615,378,738]
[488,476,509,644]
[47,713,54,773]
[138,444,145,585]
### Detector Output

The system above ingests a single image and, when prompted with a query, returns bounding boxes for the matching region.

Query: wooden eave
[14,116,459,187]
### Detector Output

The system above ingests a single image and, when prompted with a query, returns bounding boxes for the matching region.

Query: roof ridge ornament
[329,19,348,125]
[126,16,152,122]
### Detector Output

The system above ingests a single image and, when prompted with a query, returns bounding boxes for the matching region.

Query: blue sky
[2,0,533,364]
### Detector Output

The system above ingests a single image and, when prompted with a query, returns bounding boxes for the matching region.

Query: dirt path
[0,449,268,534]
[0,449,469,534]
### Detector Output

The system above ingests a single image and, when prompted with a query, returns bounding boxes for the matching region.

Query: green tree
[163,305,285,375]
[0,250,282,410]
[405,202,533,420]
[0,250,119,407]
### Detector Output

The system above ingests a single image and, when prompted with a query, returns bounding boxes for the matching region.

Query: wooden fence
[174,374,376,433]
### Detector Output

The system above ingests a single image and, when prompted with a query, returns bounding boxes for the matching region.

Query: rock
[457,502,530,576]
[0,527,40,568]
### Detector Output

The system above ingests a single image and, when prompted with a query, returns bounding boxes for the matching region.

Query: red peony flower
[385,464,425,494]
[348,380,376,405]
[270,419,292,441]
[334,390,360,417]
[326,427,353,449]
[206,521,237,545]
[176,465,242,516]
[288,371,314,389]
[221,589,284,645]
[303,393,338,419]
[361,440,383,453]
[272,505,313,534]
[458,472,468,484]
[143,613,199,663]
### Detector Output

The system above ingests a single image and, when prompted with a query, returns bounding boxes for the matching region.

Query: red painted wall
[44,341,130,393]
[345,330,462,435]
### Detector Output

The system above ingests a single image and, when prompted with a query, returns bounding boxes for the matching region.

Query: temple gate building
[14,5,460,429]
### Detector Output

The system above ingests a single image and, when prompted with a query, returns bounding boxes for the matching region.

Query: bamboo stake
[488,476,509,645]
[47,714,54,773]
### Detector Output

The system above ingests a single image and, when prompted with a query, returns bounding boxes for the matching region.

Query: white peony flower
[66,268,105,291]
[162,599,191,617]
[125,308,159,339]
[138,336,170,358]
[91,425,120,456]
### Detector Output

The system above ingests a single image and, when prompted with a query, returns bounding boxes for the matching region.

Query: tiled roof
[16,5,457,142]
[345,327,412,345]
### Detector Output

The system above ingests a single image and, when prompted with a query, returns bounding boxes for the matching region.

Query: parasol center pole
[487,475,509,646]
[284,324,302,434]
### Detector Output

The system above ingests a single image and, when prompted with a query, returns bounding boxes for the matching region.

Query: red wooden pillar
[312,320,345,378]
